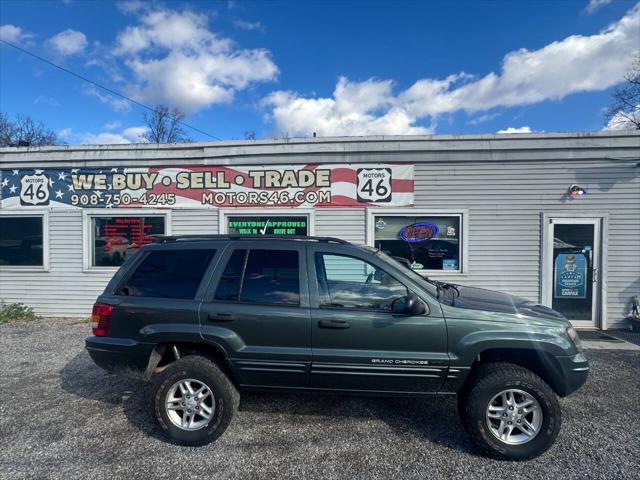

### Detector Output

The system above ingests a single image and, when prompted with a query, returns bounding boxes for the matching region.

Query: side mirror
[392,293,427,316]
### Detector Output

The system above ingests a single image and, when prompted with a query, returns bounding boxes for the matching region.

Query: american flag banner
[0,164,414,209]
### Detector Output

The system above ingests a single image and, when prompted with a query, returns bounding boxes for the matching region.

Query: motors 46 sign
[0,164,414,209]
[356,168,392,203]
[20,173,50,206]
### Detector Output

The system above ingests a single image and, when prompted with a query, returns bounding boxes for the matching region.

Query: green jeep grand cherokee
[86,235,588,460]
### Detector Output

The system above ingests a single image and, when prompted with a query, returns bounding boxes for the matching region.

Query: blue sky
[0,0,638,143]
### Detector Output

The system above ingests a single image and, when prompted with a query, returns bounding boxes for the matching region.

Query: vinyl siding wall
[1,134,638,328]
[1,210,109,316]
[407,159,639,329]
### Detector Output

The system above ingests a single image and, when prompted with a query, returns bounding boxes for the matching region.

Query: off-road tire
[152,355,239,447]
[458,362,561,460]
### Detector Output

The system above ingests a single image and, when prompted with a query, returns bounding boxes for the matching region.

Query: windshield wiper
[424,278,460,301]
[421,277,445,300]
[442,283,460,297]
[387,255,458,301]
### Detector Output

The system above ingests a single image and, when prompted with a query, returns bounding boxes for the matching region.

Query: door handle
[318,319,351,329]
[208,312,235,322]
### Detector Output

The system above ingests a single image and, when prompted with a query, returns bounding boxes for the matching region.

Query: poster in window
[92,217,164,267]
[554,253,587,299]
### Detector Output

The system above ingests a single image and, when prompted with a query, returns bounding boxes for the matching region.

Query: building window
[90,216,165,267]
[0,216,44,267]
[120,249,216,299]
[226,215,309,236]
[372,214,462,272]
[0,215,44,267]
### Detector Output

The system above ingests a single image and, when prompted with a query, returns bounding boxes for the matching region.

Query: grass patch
[0,303,39,324]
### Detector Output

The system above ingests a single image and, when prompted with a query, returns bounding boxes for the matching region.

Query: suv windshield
[371,248,439,299]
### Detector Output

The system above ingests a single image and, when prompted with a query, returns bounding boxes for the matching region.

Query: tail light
[91,303,113,336]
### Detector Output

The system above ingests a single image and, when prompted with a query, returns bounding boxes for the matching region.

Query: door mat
[606,330,640,347]
[577,331,624,343]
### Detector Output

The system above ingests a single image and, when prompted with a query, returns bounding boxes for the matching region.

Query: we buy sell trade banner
[0,164,414,209]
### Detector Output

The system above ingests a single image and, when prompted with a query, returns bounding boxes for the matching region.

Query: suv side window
[121,249,216,299]
[214,249,300,305]
[214,249,247,301]
[315,253,407,310]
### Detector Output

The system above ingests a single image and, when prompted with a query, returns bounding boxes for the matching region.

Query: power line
[0,39,222,141]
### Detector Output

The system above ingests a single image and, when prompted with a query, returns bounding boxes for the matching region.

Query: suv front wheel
[152,355,239,446]
[458,362,561,460]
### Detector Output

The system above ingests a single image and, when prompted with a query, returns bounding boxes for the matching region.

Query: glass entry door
[545,218,600,328]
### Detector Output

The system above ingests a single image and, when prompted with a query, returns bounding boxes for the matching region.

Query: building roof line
[0,130,638,155]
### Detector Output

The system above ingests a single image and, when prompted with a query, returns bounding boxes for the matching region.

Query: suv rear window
[121,249,216,299]
[214,249,300,305]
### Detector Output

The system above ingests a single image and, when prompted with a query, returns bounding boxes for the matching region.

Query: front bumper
[554,351,589,397]
[86,336,156,379]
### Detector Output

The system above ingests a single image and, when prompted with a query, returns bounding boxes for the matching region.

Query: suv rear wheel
[458,362,561,460]
[152,355,239,446]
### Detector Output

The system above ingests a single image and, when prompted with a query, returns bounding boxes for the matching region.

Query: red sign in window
[93,216,164,267]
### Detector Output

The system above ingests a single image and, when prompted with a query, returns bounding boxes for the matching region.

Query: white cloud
[103,121,122,130]
[117,0,145,14]
[233,19,263,31]
[604,106,640,130]
[58,128,73,140]
[264,77,432,137]
[47,29,88,56]
[265,4,640,137]
[59,125,149,144]
[468,112,501,125]
[584,0,613,15]
[0,24,34,45]
[121,126,148,142]
[112,7,278,112]
[81,132,132,144]
[82,85,131,112]
[33,95,60,107]
[497,126,533,134]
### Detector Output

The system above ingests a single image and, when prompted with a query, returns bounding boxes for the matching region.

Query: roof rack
[154,234,351,245]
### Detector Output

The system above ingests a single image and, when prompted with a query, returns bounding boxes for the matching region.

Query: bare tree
[605,55,640,130]
[0,112,60,147]
[143,105,191,143]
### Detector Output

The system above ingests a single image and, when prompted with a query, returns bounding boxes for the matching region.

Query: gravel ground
[1,318,638,480]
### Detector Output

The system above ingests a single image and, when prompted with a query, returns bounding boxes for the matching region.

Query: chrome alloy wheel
[165,378,215,431]
[486,389,543,445]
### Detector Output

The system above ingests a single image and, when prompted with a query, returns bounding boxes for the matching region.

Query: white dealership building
[0,130,638,330]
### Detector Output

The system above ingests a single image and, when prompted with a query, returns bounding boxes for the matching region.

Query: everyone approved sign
[0,164,414,209]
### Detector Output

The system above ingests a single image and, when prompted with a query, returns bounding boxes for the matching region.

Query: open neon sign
[399,222,439,243]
